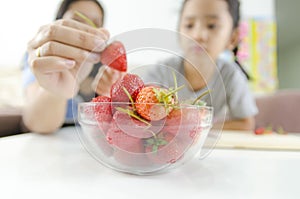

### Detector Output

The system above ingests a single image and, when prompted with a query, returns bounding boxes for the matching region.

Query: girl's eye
[207,24,217,30]
[185,23,194,29]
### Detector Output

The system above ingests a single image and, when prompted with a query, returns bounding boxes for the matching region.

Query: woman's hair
[180,0,250,80]
[55,0,105,25]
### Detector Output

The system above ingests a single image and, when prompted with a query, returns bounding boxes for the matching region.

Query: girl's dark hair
[55,0,105,25]
[226,0,250,80]
[180,0,250,80]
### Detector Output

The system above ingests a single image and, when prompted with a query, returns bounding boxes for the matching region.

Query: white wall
[0,0,274,69]
[240,0,275,18]
[0,0,61,68]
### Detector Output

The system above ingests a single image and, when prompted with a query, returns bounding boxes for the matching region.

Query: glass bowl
[77,101,213,175]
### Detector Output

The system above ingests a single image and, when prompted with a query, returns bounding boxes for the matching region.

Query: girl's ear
[227,28,239,50]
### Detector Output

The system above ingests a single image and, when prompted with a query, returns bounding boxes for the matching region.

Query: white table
[0,127,299,199]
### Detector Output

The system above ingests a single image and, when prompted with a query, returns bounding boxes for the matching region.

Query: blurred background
[0,0,299,108]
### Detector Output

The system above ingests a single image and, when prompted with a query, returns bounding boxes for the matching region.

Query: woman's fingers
[29,19,109,53]
[31,56,76,74]
[34,41,101,63]
[55,19,110,40]
[32,25,105,52]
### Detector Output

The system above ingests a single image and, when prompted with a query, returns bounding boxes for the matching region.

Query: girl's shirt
[141,56,258,122]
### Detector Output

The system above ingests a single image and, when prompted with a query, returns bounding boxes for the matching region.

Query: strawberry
[254,127,272,135]
[106,119,144,153]
[164,107,201,136]
[87,126,113,157]
[113,148,151,168]
[101,41,127,72]
[91,96,113,132]
[254,127,265,135]
[135,86,175,121]
[163,107,205,153]
[145,131,184,164]
[113,110,165,138]
[110,73,144,102]
[91,95,112,103]
[106,119,146,166]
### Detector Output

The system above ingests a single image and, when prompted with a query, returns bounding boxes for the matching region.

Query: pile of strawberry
[85,41,208,167]
[87,73,207,167]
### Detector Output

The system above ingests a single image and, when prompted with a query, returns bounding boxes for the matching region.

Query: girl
[152,0,257,130]
[163,0,257,130]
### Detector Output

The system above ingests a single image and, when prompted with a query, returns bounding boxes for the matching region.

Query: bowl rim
[78,101,213,110]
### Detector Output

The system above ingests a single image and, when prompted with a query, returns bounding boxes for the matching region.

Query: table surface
[216,130,300,151]
[1,127,299,199]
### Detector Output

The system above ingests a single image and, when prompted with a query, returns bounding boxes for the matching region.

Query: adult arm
[22,19,109,133]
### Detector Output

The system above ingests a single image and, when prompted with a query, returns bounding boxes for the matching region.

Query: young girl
[156,0,257,130]
[99,0,258,130]
[22,0,111,133]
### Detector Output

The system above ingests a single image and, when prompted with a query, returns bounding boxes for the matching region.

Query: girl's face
[179,0,237,61]
[63,1,103,28]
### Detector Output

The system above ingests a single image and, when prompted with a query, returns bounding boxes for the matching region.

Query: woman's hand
[27,19,109,99]
[92,66,125,97]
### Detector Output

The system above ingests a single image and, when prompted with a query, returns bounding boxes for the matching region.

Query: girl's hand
[92,66,125,97]
[27,19,109,99]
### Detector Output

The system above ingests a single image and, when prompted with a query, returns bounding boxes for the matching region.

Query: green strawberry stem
[164,85,185,99]
[277,126,287,134]
[172,71,178,101]
[74,10,97,28]
[115,107,158,138]
[152,85,185,116]
[192,89,211,105]
[115,107,151,126]
[122,87,135,110]
[266,125,273,131]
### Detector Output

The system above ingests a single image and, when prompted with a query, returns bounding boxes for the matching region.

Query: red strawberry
[91,95,112,103]
[91,96,113,132]
[88,126,113,157]
[110,73,144,102]
[106,119,146,166]
[101,41,127,72]
[135,86,174,121]
[113,110,164,138]
[113,149,151,168]
[254,127,265,135]
[163,107,204,152]
[145,131,184,164]
[106,119,144,153]
[164,107,201,136]
[254,127,272,135]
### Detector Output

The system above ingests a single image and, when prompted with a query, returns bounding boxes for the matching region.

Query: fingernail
[64,60,75,68]
[94,39,106,51]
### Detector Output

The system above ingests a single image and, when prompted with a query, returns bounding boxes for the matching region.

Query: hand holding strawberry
[75,11,127,72]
